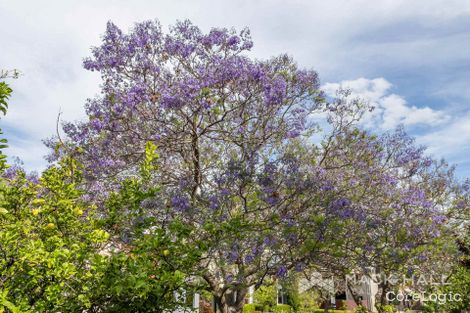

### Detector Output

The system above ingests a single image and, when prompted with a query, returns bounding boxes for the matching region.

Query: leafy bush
[0,158,108,312]
[244,303,264,313]
[80,144,203,312]
[274,304,292,313]
[0,80,12,170]
[355,305,369,313]
[298,288,319,313]
[313,309,352,313]
[378,305,396,313]
[0,144,201,312]
[254,283,277,310]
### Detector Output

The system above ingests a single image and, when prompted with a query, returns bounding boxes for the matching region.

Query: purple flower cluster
[171,195,190,212]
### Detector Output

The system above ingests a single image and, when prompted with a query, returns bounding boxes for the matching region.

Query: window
[278,290,288,304]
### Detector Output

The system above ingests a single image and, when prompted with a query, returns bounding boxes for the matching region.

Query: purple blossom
[263,236,278,247]
[26,172,39,184]
[3,163,22,180]
[227,251,239,263]
[263,76,287,105]
[171,195,190,212]
[227,35,241,47]
[320,180,334,191]
[295,262,305,272]
[202,29,226,46]
[208,194,219,210]
[161,94,183,109]
[330,198,351,211]
[251,245,263,256]
[287,130,300,138]
[286,233,297,244]
[91,119,104,131]
[244,255,254,264]
[276,266,288,278]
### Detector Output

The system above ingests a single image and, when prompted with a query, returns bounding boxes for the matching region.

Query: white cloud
[322,77,449,130]
[323,77,470,178]
[417,114,470,158]
[5,137,49,174]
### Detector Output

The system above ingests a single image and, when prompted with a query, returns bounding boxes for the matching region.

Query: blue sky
[1,0,470,178]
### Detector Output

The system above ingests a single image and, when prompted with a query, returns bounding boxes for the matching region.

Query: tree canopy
[47,19,468,313]
[0,19,468,313]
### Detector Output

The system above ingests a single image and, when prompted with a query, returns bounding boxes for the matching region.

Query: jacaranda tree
[311,123,460,311]
[50,20,466,312]
[51,19,336,312]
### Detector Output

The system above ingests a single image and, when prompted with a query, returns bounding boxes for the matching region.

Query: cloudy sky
[1,0,470,178]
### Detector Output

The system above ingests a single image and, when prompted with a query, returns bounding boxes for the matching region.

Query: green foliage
[253,278,320,313]
[281,276,301,311]
[83,156,202,312]
[0,131,8,170]
[0,158,108,312]
[140,141,159,181]
[0,81,12,170]
[243,303,256,313]
[84,248,191,312]
[243,303,263,313]
[0,150,201,312]
[274,304,292,313]
[0,289,24,313]
[313,309,352,313]
[376,304,396,313]
[445,265,470,311]
[254,283,277,310]
[0,82,11,116]
[297,289,320,313]
[354,305,369,313]
[421,264,470,313]
[83,227,201,313]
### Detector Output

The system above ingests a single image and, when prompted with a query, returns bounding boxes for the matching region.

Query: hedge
[243,303,263,313]
[313,309,354,313]
[273,304,292,313]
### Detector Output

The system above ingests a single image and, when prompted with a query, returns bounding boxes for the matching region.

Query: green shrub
[354,305,369,313]
[313,309,352,313]
[0,160,109,312]
[254,284,277,309]
[244,303,264,313]
[274,304,292,313]
[374,304,396,313]
[243,304,256,313]
[381,305,396,313]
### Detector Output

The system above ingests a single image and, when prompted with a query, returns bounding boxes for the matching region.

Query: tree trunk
[214,288,248,313]
[376,281,390,313]
[346,280,363,307]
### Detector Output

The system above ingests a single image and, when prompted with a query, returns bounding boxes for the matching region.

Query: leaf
[140,141,159,181]
[0,293,22,313]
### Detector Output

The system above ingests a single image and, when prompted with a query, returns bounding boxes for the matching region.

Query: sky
[1,0,470,178]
